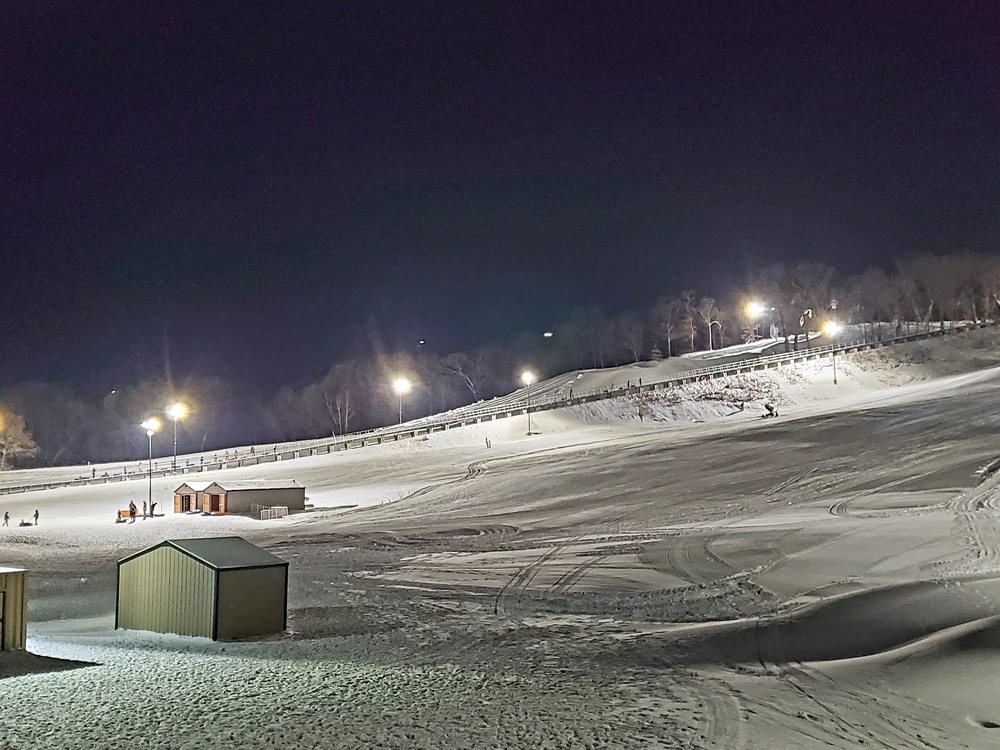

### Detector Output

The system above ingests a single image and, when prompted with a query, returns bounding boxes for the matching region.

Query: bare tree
[953,253,986,323]
[0,406,39,470]
[787,262,835,347]
[442,351,495,399]
[749,264,797,351]
[614,311,644,362]
[847,267,892,340]
[695,297,722,350]
[324,390,354,436]
[650,296,684,357]
[974,255,1000,320]
[898,253,960,330]
[679,289,698,352]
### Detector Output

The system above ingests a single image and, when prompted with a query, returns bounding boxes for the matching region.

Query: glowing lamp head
[747,302,766,318]
[392,377,412,396]
[823,321,842,336]
[166,402,188,421]
[521,371,536,387]
[140,417,161,436]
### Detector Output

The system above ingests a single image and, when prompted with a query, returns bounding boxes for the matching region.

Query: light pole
[521,370,536,434]
[392,377,411,425]
[824,321,842,385]
[166,402,188,471]
[140,417,161,514]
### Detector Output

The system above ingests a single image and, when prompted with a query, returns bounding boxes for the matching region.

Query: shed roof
[205,480,303,492]
[174,482,213,493]
[119,536,286,570]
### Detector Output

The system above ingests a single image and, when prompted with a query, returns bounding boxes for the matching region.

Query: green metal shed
[116,537,288,641]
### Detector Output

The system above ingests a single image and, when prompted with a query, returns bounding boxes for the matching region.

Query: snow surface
[5,328,1000,748]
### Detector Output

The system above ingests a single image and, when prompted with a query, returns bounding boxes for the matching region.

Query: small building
[0,567,28,651]
[116,537,288,641]
[173,480,305,515]
[173,481,212,513]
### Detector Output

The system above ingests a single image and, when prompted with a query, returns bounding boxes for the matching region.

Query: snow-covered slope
[4,327,1000,749]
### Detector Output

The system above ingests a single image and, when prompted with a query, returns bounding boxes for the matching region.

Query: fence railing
[254,504,289,521]
[0,319,992,497]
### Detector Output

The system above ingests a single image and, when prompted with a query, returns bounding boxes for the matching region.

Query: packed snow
[4,328,1000,748]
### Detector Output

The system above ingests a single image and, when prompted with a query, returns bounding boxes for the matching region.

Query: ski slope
[4,327,1000,748]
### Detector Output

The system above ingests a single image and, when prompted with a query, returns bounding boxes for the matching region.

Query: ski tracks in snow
[945,476,1000,572]
[747,647,949,749]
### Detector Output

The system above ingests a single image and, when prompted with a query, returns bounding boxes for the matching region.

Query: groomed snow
[4,328,1000,748]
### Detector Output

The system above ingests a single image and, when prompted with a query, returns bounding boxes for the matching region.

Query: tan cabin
[116,537,288,641]
[173,481,212,513]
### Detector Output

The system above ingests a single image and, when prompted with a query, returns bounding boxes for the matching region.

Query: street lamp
[166,402,188,471]
[140,417,161,514]
[824,321,842,384]
[392,377,411,425]
[521,370,536,434]
[746,302,774,339]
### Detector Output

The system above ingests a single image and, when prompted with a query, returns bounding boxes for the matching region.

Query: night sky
[4,1,999,392]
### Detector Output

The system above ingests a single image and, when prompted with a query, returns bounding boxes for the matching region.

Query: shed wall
[215,566,287,640]
[117,547,215,637]
[225,488,305,513]
[0,571,28,651]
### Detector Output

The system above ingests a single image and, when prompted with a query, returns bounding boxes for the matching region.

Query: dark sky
[3,1,999,392]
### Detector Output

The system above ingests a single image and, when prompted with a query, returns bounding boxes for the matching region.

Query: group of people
[2,509,38,527]
[124,500,158,523]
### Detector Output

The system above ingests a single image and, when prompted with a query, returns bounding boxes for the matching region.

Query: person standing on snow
[33,509,39,525]
[2,512,8,527]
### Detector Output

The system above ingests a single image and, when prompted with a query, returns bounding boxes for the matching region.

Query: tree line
[2,251,998,468]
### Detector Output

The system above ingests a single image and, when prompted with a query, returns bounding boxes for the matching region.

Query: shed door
[210,494,221,512]
[175,494,193,513]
